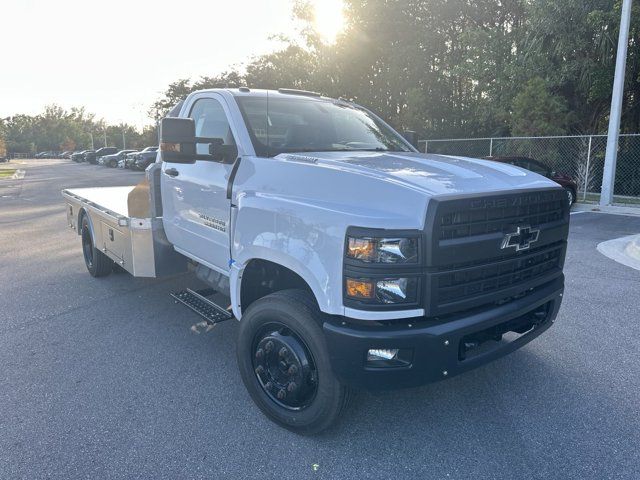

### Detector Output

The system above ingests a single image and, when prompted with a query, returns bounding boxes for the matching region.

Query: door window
[189,98,236,155]
[527,160,550,176]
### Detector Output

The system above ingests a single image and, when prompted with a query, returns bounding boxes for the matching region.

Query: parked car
[79,150,96,162]
[484,155,578,204]
[60,151,74,159]
[118,151,139,168]
[131,146,159,170]
[99,149,137,167]
[71,151,88,162]
[86,147,118,164]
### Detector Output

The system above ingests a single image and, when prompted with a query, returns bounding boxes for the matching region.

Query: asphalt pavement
[1,159,639,479]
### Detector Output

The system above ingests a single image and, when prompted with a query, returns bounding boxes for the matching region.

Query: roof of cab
[190,87,338,102]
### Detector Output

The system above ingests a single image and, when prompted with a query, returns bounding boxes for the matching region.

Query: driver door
[161,94,238,273]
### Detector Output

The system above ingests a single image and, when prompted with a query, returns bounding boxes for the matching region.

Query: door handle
[165,167,179,177]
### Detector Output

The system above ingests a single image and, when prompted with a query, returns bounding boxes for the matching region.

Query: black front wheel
[236,289,352,435]
[81,215,113,277]
[565,187,576,205]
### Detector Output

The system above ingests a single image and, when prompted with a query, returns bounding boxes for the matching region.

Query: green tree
[511,77,570,136]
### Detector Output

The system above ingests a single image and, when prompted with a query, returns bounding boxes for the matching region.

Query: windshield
[236,95,412,157]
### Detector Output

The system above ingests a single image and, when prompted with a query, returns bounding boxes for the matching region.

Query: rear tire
[236,289,352,435]
[81,215,113,277]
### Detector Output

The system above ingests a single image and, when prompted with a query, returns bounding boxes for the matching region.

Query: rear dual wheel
[236,289,352,435]
[81,215,113,277]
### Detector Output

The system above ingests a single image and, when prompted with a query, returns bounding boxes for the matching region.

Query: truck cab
[63,88,569,434]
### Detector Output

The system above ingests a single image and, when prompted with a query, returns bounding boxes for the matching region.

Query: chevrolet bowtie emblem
[501,225,540,252]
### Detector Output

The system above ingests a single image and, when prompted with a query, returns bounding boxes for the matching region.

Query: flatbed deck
[64,186,135,218]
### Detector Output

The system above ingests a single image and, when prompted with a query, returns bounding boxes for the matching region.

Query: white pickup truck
[63,88,569,434]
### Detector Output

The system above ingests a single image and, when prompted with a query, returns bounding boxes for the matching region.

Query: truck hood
[277,151,558,196]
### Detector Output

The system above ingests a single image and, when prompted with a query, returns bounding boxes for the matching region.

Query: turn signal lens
[346,236,419,264]
[345,277,418,304]
[346,237,376,262]
[346,278,374,299]
[161,142,181,152]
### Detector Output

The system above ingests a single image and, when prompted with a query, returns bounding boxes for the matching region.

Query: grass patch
[0,169,16,178]
[579,192,640,206]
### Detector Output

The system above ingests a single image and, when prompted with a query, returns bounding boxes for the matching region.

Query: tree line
[152,0,640,140]
[0,105,157,154]
[2,0,639,155]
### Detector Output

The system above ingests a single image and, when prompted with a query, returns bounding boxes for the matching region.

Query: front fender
[229,250,330,320]
[231,194,347,318]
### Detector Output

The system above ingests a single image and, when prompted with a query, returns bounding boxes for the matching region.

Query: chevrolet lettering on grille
[501,225,540,252]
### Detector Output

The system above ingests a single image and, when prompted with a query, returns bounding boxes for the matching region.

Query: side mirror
[159,117,196,163]
[208,138,238,164]
[401,130,418,148]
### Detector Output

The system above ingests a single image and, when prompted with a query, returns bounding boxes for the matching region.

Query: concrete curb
[573,202,640,217]
[625,236,640,261]
[597,234,640,271]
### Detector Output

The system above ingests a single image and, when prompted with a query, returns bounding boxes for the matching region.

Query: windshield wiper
[354,147,390,152]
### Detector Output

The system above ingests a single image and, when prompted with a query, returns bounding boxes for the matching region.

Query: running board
[171,288,234,324]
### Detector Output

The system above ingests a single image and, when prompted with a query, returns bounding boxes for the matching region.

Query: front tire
[81,215,113,277]
[236,289,352,435]
[565,187,575,205]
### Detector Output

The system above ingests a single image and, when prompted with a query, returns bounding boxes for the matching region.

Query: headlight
[346,236,418,264]
[345,277,418,304]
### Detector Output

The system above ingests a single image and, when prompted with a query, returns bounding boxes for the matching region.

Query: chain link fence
[419,134,640,205]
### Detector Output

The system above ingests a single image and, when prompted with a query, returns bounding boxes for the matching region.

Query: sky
[0,0,344,128]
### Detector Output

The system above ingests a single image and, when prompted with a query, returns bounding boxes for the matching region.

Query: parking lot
[1,159,639,479]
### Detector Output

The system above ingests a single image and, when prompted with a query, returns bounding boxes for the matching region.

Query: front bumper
[324,276,563,390]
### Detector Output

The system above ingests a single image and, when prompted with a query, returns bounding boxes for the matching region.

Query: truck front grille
[433,243,563,306]
[424,188,569,316]
[438,191,565,240]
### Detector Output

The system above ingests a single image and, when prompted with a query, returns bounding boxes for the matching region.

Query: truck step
[171,288,234,325]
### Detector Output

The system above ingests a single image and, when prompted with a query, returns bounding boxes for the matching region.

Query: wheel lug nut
[277,389,286,400]
[287,382,297,393]
[265,341,274,353]
[279,347,288,358]
[287,365,298,376]
[255,348,264,360]
[265,381,273,390]
[255,365,264,375]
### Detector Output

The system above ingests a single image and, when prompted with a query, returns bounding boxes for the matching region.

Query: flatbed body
[63,180,186,278]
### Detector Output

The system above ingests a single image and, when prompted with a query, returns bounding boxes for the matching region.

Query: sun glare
[313,0,345,44]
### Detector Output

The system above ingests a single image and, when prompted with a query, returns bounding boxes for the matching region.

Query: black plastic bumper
[324,277,563,390]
